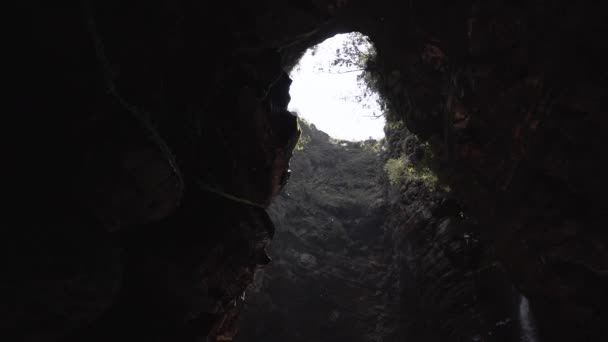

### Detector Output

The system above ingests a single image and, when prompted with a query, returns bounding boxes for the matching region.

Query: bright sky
[288,33,385,141]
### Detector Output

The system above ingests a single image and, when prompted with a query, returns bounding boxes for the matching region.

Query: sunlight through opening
[288,33,385,141]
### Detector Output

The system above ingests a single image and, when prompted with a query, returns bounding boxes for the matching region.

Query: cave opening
[12,2,608,341]
[287,32,385,141]
[235,33,397,342]
[235,30,536,342]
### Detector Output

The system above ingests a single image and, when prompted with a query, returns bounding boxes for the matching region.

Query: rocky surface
[8,1,608,341]
[236,122,396,342]
[359,2,608,339]
[237,121,526,342]
[382,123,524,342]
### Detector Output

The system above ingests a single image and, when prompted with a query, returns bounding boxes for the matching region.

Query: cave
[235,33,395,342]
[8,1,608,342]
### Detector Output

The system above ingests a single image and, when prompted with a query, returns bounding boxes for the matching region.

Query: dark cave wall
[383,124,523,342]
[11,1,310,340]
[349,2,608,340]
[8,1,608,341]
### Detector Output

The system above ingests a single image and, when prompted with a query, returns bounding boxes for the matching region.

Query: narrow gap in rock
[236,33,394,342]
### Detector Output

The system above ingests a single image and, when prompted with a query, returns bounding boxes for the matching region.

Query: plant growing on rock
[384,148,439,188]
[294,116,312,151]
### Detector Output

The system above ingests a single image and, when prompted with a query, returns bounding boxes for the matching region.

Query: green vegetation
[318,32,387,117]
[384,157,407,186]
[294,116,312,151]
[295,132,311,151]
[385,118,405,131]
[360,139,384,153]
[383,142,439,188]
[329,138,384,154]
[319,33,445,191]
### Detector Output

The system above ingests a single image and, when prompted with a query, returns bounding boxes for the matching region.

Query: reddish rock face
[8,1,608,341]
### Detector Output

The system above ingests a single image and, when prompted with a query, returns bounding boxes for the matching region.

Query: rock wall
[355,2,608,340]
[383,123,523,341]
[10,1,305,340]
[236,122,396,342]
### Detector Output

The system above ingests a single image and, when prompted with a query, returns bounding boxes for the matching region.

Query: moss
[383,143,440,189]
[294,117,312,151]
[295,134,311,151]
[384,157,407,186]
[385,118,405,131]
